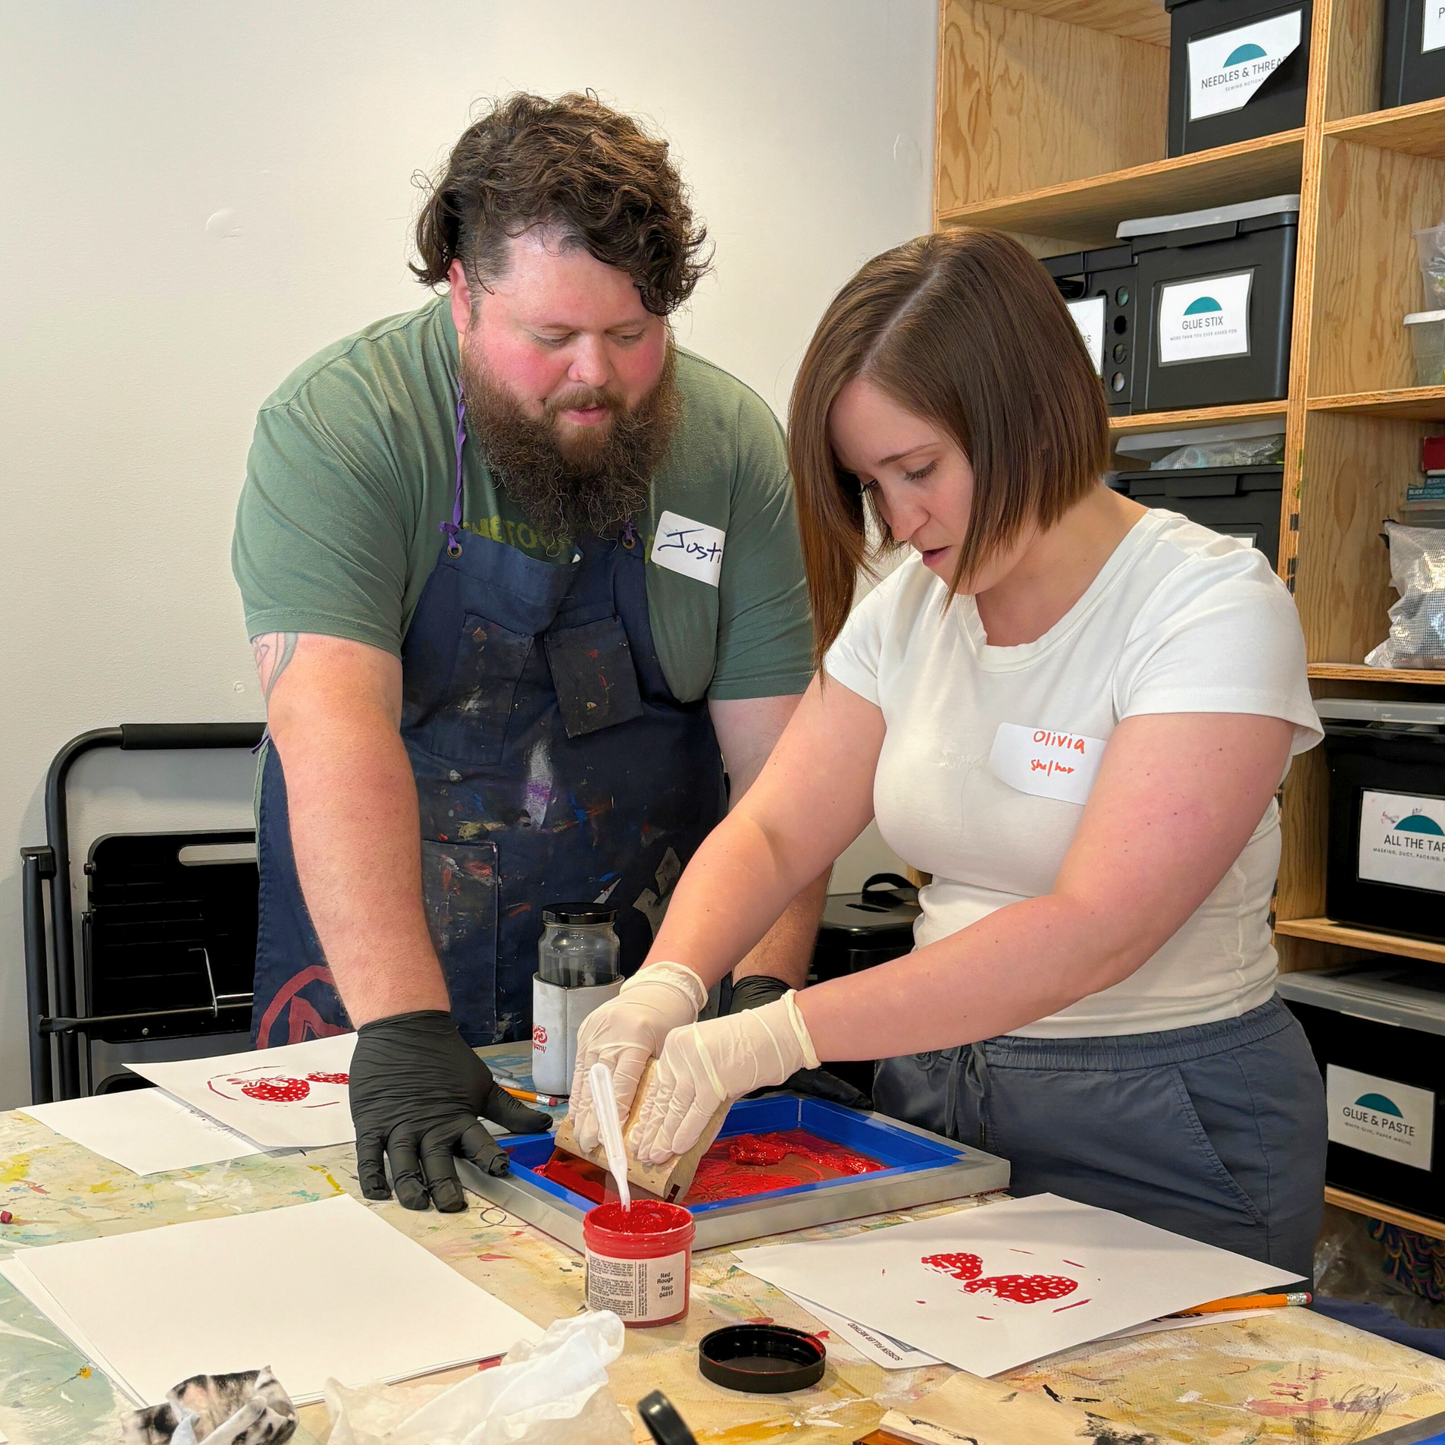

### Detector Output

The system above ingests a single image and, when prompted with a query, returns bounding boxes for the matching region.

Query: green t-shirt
[232,296,813,703]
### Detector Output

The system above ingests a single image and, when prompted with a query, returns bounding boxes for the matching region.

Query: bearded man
[231,93,834,1214]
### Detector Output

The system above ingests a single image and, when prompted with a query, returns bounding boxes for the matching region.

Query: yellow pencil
[1172,1291,1311,1315]
[500,1083,564,1107]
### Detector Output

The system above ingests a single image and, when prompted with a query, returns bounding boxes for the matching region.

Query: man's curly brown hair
[412,92,710,316]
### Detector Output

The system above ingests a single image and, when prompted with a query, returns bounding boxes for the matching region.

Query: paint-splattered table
[3,1067,1445,1445]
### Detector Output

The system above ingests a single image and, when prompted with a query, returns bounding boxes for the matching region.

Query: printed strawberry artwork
[306,1072,350,1085]
[237,1076,311,1104]
[922,1252,1079,1305]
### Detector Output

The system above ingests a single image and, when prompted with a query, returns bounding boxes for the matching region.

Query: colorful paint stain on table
[535,1128,884,1205]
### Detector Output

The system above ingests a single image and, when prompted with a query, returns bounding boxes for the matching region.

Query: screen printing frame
[460,1094,1010,1253]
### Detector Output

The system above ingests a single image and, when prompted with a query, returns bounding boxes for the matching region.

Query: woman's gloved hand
[629,992,820,1164]
[568,961,709,1153]
[350,1010,553,1212]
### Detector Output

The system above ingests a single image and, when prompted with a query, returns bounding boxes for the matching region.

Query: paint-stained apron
[250,521,727,1049]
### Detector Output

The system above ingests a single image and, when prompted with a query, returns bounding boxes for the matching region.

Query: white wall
[0,0,931,1106]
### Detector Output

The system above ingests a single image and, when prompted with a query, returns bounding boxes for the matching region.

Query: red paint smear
[1061,1259,1085,1268]
[1053,1298,1092,1313]
[535,1128,883,1207]
[476,1253,510,1261]
[1246,1397,1330,1418]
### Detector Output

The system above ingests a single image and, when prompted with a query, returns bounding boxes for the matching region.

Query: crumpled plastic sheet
[1315,1204,1445,1332]
[323,1310,633,1445]
[1366,521,1445,670]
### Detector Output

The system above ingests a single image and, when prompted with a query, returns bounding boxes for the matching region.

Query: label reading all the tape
[650,510,725,586]
[1327,1064,1435,1170]
[1066,296,1106,376]
[1424,3,1445,54]
[1358,788,1445,893]
[989,723,1106,805]
[1157,271,1253,364]
[1188,10,1302,120]
[586,1247,687,1321]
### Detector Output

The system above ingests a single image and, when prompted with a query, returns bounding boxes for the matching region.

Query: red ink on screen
[535,1128,883,1206]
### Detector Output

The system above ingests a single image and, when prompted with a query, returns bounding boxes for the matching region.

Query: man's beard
[459,343,680,543]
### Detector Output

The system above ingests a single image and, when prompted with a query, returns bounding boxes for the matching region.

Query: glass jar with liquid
[538,903,621,988]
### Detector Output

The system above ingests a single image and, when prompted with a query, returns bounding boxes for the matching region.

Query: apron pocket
[420,839,500,1040]
[434,613,535,766]
[544,616,646,738]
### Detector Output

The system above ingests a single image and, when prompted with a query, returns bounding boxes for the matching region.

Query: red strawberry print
[963,1274,1078,1304]
[238,1075,311,1103]
[922,1252,983,1282]
[306,1072,349,1085]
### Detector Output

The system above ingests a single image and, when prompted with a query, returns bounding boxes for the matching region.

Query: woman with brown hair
[571,228,1326,1272]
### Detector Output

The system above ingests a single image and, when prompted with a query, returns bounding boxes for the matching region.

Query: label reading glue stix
[585,1248,688,1322]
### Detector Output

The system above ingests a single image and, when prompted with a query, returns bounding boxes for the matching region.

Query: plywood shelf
[989,0,1169,46]
[937,131,1306,243]
[1325,1187,1445,1241]
[1274,918,1445,964]
[1108,401,1290,436]
[1309,663,1445,685]
[1325,96,1445,158]
[1308,387,1445,420]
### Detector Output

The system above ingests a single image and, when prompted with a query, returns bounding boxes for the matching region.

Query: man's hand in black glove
[728,975,873,1111]
[349,1010,552,1212]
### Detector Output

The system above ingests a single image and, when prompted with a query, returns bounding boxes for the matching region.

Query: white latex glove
[568,961,708,1153]
[629,992,820,1164]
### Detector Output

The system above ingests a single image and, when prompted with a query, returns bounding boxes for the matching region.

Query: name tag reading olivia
[989,723,1107,805]
[650,510,726,587]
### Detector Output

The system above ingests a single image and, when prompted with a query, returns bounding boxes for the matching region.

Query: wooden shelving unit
[936,0,1445,1237]
[1326,1187,1445,1240]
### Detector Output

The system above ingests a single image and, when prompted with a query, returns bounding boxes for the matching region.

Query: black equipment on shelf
[21,722,265,1101]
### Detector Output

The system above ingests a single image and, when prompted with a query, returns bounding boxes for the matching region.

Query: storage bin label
[1357,788,1445,893]
[1425,4,1445,55]
[988,723,1106,805]
[1326,1064,1435,1170]
[1157,271,1253,364]
[1187,10,1303,121]
[1066,296,1106,375]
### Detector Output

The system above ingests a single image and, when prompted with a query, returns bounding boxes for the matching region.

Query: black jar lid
[542,902,617,925]
[637,1390,698,1444]
[698,1325,827,1394]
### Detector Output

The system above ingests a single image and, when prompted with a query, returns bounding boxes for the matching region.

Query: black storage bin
[1279,962,1445,1221]
[1125,195,1299,411]
[1317,699,1445,944]
[1106,464,1283,566]
[1166,0,1312,155]
[810,873,919,1098]
[1042,243,1139,414]
[1382,0,1445,109]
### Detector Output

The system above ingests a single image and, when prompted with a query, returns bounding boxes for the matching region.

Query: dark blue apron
[251,409,727,1049]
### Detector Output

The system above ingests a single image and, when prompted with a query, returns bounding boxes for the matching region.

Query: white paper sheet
[127,1034,358,1148]
[21,1089,264,1175]
[3,1194,541,1406]
[782,1290,941,1369]
[734,1193,1295,1378]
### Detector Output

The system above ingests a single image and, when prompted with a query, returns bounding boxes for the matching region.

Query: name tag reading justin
[989,723,1106,805]
[650,510,726,587]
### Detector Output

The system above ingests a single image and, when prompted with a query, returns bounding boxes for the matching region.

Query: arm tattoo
[252,632,299,703]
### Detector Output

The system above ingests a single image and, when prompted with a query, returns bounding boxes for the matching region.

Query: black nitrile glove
[728,975,873,1111]
[350,1010,552,1212]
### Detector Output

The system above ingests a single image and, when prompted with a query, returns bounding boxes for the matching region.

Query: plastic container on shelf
[1406,311,1445,387]
[1279,961,1445,1221]
[583,1200,694,1327]
[1120,194,1300,411]
[1165,0,1312,156]
[1381,0,1445,110]
[1041,243,1140,414]
[1105,464,1283,566]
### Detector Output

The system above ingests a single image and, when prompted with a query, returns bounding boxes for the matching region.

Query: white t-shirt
[824,510,1322,1038]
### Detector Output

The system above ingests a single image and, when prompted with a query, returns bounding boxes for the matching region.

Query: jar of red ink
[583,1200,694,1327]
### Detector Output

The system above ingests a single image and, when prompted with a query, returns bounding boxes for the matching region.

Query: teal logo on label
[1183,296,1223,315]
[1355,1093,1403,1117]
[1394,812,1445,836]
[1223,42,1267,66]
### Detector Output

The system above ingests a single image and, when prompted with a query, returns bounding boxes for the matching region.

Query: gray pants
[874,994,1326,1278]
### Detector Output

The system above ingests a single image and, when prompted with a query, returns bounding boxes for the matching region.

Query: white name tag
[989,723,1106,805]
[650,510,725,587]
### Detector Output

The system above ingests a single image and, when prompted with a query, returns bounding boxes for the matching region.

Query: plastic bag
[325,1311,633,1445]
[1151,434,1284,470]
[1419,219,1445,309]
[1366,521,1445,669]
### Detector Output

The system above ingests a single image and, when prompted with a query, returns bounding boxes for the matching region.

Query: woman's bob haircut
[788,227,1110,666]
